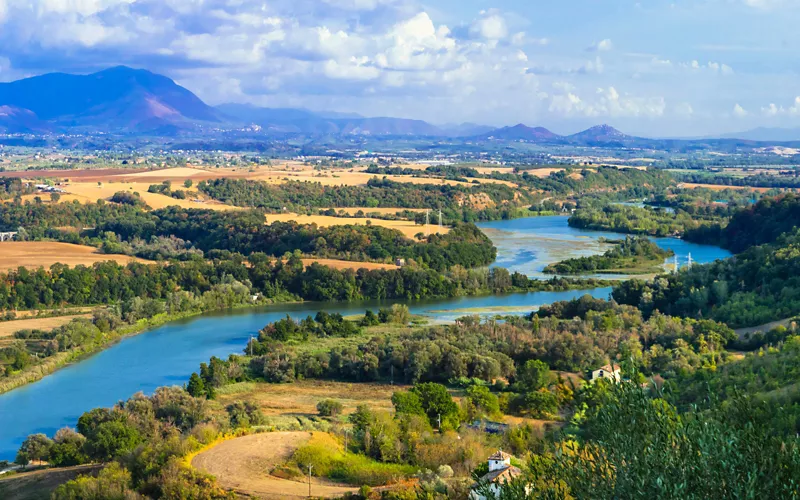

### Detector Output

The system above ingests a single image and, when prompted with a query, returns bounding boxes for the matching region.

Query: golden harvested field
[4,165,517,197]
[523,167,568,178]
[678,182,773,193]
[251,171,515,187]
[192,432,357,499]
[301,259,398,271]
[61,181,239,210]
[328,207,426,215]
[0,314,92,339]
[266,213,448,238]
[0,242,151,272]
[472,166,516,175]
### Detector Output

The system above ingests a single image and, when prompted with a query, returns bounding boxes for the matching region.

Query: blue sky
[0,0,798,136]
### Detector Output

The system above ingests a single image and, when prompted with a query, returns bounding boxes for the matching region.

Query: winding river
[0,215,731,459]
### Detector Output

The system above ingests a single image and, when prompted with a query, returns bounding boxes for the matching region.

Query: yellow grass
[265,213,447,238]
[251,171,511,187]
[0,242,151,272]
[216,380,404,417]
[122,166,514,187]
[301,259,398,271]
[0,314,92,339]
[472,166,516,175]
[328,207,426,215]
[523,167,568,178]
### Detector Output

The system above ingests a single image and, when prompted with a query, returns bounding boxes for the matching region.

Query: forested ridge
[612,194,800,327]
[676,170,800,189]
[568,204,727,240]
[0,199,497,271]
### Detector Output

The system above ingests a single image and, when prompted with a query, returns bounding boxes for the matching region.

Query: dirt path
[192,432,357,499]
[734,317,797,338]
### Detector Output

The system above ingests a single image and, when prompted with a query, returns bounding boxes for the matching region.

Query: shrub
[317,399,344,417]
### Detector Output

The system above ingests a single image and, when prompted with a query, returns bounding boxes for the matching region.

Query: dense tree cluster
[717,192,800,252]
[510,167,673,194]
[147,181,189,200]
[488,378,800,499]
[196,301,734,395]
[673,335,800,418]
[569,204,725,239]
[676,170,800,189]
[109,191,148,208]
[0,199,141,236]
[0,178,35,200]
[613,229,800,327]
[94,207,497,271]
[15,387,233,499]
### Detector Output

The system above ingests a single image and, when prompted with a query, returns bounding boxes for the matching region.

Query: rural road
[192,431,358,499]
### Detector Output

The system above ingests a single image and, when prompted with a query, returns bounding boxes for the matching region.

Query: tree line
[612,194,800,327]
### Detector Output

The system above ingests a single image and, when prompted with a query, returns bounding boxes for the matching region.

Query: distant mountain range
[216,103,492,137]
[1,66,799,150]
[720,127,800,142]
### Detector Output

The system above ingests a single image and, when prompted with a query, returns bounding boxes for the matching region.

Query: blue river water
[0,215,732,459]
[480,215,731,278]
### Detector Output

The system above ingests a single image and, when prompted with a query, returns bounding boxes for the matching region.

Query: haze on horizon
[0,0,798,137]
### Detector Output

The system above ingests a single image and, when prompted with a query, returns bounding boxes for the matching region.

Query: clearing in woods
[0,315,93,340]
[300,259,398,271]
[214,380,403,418]
[0,242,151,272]
[265,213,447,238]
[192,432,357,499]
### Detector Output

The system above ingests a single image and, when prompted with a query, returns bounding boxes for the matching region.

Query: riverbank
[0,299,297,396]
[0,286,615,460]
[0,279,613,397]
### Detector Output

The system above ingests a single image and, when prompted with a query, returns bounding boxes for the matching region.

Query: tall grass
[291,433,415,487]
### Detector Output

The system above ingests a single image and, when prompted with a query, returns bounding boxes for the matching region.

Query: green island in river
[544,236,674,275]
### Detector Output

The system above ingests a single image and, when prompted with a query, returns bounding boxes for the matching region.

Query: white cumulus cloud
[588,38,613,52]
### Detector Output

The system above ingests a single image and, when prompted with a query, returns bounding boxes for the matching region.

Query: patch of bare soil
[192,432,357,499]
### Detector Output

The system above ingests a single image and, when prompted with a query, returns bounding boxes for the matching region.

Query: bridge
[0,232,18,242]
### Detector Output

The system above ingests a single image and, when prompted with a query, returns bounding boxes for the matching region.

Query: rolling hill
[477,124,562,142]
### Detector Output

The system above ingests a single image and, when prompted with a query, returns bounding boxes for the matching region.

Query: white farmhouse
[469,451,523,500]
[590,363,622,383]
